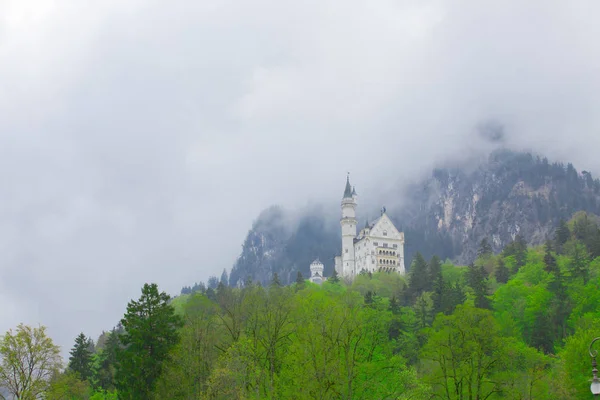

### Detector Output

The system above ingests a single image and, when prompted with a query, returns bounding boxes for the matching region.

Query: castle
[310,175,406,283]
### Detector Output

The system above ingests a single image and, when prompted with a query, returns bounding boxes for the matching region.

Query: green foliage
[46,370,90,400]
[20,218,600,399]
[116,283,183,399]
[0,324,62,400]
[68,333,93,382]
[409,252,429,298]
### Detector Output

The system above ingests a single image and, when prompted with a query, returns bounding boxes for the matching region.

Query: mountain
[228,150,600,286]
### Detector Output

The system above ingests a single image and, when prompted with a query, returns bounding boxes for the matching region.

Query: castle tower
[340,174,357,278]
[309,258,325,284]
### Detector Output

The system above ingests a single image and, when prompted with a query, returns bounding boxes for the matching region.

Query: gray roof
[343,175,353,198]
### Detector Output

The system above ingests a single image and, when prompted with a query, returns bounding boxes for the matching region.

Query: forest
[1,211,600,399]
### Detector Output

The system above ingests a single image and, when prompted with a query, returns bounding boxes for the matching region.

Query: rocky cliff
[228,150,600,286]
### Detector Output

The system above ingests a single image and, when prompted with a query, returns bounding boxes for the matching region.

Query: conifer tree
[543,240,558,274]
[388,296,400,315]
[364,291,374,306]
[432,276,445,315]
[495,258,509,284]
[271,272,282,286]
[205,287,217,301]
[409,252,429,298]
[116,283,183,399]
[514,234,528,268]
[467,263,490,309]
[295,271,304,286]
[428,255,442,291]
[68,333,93,381]
[220,268,229,286]
[554,219,571,252]
[477,238,493,258]
[591,228,600,259]
[329,269,340,284]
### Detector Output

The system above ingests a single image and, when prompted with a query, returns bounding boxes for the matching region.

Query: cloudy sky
[1,0,600,356]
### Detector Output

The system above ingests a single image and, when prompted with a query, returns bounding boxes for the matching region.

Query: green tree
[220,268,229,286]
[295,271,305,289]
[46,370,90,400]
[329,268,340,284]
[153,294,222,398]
[495,257,509,284]
[0,324,62,400]
[92,329,120,391]
[409,252,429,298]
[467,263,490,309]
[565,239,590,284]
[478,238,493,258]
[68,333,93,381]
[422,305,510,400]
[271,272,282,287]
[554,219,571,252]
[116,283,183,399]
[543,240,558,274]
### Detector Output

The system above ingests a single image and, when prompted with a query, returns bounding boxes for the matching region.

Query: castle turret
[309,258,325,284]
[341,175,357,278]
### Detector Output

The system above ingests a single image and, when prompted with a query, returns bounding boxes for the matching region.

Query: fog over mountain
[1,0,600,356]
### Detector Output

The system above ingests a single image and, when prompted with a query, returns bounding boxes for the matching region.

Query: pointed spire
[352,186,357,196]
[364,218,370,229]
[343,173,353,199]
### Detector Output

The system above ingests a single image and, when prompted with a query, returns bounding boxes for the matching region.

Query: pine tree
[429,255,444,314]
[543,240,558,274]
[220,269,229,286]
[409,252,429,299]
[93,328,120,390]
[295,271,305,285]
[271,272,282,286]
[554,219,571,252]
[207,276,219,289]
[68,333,93,381]
[364,291,374,306]
[495,258,509,284]
[388,296,400,315]
[116,283,183,399]
[205,287,217,301]
[514,234,528,268]
[428,255,442,292]
[467,263,490,309]
[329,269,340,284]
[477,238,493,258]
[432,274,445,315]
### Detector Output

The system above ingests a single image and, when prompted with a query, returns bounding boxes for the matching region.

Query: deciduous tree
[0,324,61,400]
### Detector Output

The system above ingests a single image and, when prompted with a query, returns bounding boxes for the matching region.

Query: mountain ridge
[227,149,600,286]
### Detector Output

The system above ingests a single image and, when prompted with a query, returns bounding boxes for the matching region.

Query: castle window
[393,244,398,249]
[373,242,378,246]
[345,248,348,253]
[383,243,388,248]
[383,230,387,236]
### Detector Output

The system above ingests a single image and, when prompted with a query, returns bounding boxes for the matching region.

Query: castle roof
[343,175,353,199]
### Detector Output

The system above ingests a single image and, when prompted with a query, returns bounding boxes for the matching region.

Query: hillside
[228,150,600,286]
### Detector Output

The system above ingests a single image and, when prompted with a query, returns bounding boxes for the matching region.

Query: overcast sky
[1,0,600,357]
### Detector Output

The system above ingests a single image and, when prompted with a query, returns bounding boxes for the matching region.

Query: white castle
[333,175,406,280]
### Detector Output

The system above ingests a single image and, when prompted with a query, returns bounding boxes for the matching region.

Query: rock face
[229,150,600,286]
